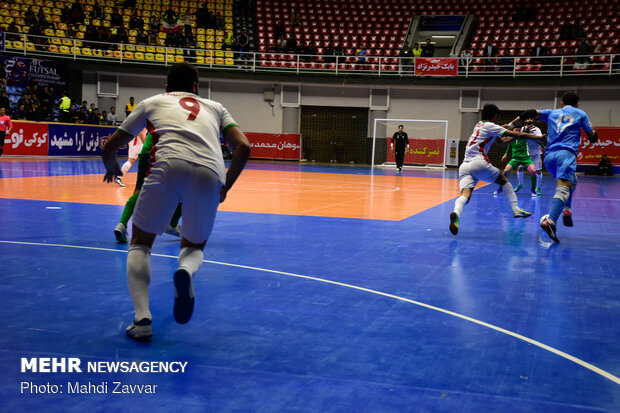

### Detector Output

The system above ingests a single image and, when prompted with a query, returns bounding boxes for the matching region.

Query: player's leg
[125,159,183,339]
[164,203,183,236]
[0,131,5,157]
[173,162,222,323]
[532,154,543,196]
[563,176,576,227]
[526,163,537,196]
[451,162,476,235]
[115,153,150,243]
[494,172,531,217]
[514,163,524,192]
[495,163,513,195]
[540,151,574,242]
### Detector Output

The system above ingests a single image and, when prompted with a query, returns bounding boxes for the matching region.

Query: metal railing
[3,32,619,78]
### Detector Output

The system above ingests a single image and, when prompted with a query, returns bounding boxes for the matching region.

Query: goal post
[371,119,449,168]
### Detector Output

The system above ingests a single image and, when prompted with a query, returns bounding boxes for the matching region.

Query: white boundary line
[2,239,619,386]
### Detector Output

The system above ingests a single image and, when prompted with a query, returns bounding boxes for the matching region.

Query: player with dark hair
[449,104,545,235]
[509,92,598,243]
[102,63,251,341]
[390,124,409,171]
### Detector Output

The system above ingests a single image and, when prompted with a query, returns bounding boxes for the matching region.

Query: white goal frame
[371,118,449,168]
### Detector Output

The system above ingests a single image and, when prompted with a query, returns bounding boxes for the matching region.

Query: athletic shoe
[536,188,542,196]
[449,212,459,235]
[541,218,559,243]
[513,209,532,218]
[493,186,502,195]
[114,177,126,187]
[514,184,524,193]
[173,268,194,324]
[531,190,537,197]
[114,222,128,243]
[562,208,573,227]
[126,318,152,341]
[164,224,182,237]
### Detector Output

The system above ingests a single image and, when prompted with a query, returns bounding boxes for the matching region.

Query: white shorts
[530,153,542,170]
[127,137,144,159]
[459,159,500,191]
[133,158,223,244]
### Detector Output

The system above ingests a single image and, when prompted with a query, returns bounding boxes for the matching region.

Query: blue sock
[549,197,564,223]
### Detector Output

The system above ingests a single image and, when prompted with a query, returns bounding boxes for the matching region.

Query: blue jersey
[539,106,593,154]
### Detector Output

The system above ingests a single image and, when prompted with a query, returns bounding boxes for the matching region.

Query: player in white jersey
[450,104,545,235]
[102,63,251,341]
[114,128,147,187]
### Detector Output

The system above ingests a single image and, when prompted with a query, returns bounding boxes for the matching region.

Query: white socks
[536,172,542,189]
[517,169,524,185]
[178,247,204,276]
[127,244,152,321]
[454,195,468,217]
[502,182,521,213]
[121,160,132,174]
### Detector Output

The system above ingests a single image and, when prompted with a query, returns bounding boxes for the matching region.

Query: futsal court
[1,157,619,412]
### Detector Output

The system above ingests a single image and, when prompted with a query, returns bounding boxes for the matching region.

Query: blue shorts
[544,149,576,182]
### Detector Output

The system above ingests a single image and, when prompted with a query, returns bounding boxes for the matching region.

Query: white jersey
[524,125,543,156]
[463,121,508,163]
[118,92,237,184]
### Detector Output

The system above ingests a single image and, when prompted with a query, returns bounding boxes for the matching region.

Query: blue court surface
[1,158,619,413]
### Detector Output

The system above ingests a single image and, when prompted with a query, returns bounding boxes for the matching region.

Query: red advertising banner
[246,133,301,160]
[577,127,620,165]
[2,121,49,156]
[415,57,458,77]
[386,138,445,165]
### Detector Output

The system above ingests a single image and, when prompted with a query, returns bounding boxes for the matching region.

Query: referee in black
[390,124,409,171]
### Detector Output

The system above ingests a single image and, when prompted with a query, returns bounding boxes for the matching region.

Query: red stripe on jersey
[479,139,490,163]
[146,119,160,176]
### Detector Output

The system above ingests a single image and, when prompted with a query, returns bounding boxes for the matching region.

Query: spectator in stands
[13,104,27,120]
[422,38,434,57]
[215,11,225,30]
[303,40,317,62]
[116,27,129,44]
[286,34,298,54]
[274,21,286,42]
[530,42,548,66]
[125,97,136,118]
[355,44,368,70]
[0,107,12,157]
[137,30,149,44]
[224,32,236,50]
[88,108,103,125]
[235,30,248,58]
[180,13,191,36]
[290,9,301,28]
[0,92,10,114]
[70,3,84,24]
[68,103,79,123]
[333,43,344,60]
[111,9,123,27]
[575,37,593,69]
[58,92,71,122]
[76,107,88,123]
[25,9,37,26]
[412,42,422,59]
[484,42,498,68]
[27,23,43,46]
[130,13,142,30]
[26,104,38,121]
[93,3,103,19]
[7,22,20,41]
[37,104,52,122]
[276,35,287,51]
[150,12,160,32]
[62,5,71,24]
[399,42,413,75]
[35,8,48,28]
[107,106,118,125]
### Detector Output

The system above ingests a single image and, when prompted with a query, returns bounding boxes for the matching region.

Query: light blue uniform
[539,105,593,182]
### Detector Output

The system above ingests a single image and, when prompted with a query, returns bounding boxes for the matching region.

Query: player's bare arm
[220,125,251,203]
[102,129,135,183]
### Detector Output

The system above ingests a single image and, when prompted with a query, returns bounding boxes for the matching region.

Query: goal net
[371,119,449,168]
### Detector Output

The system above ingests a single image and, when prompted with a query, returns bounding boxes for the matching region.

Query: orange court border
[1,169,472,221]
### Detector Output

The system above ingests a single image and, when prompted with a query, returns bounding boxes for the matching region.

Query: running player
[102,63,251,341]
[493,122,542,197]
[525,119,545,197]
[449,104,545,235]
[509,92,598,243]
[113,131,182,243]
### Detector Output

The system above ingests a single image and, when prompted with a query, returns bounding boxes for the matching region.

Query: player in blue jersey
[509,92,598,243]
